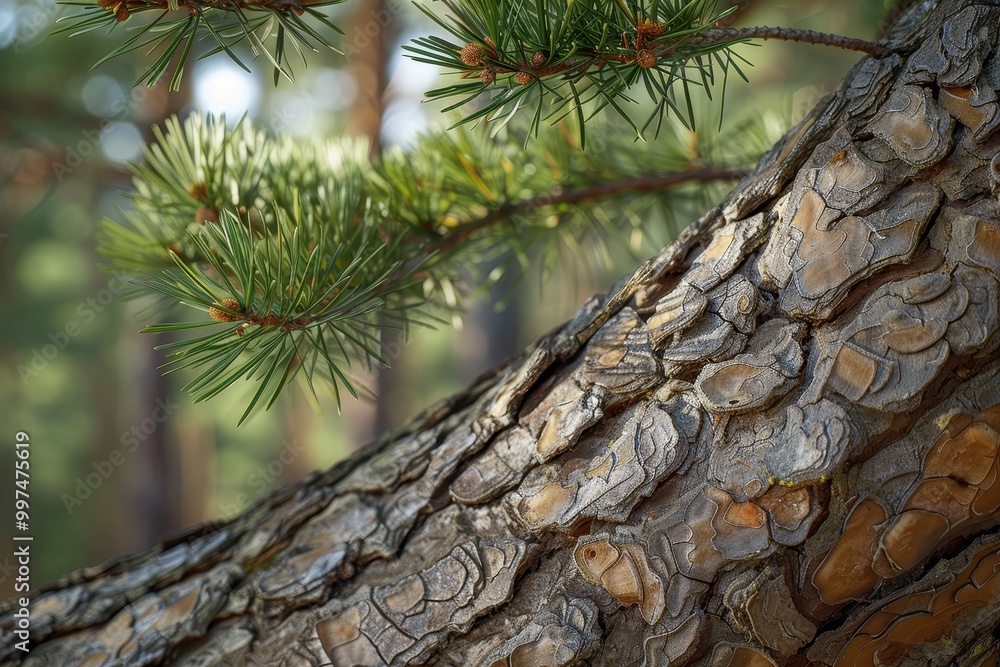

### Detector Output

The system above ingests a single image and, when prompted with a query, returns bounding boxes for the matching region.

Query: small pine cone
[259,314,282,327]
[108,0,130,21]
[637,49,658,68]
[480,69,496,84]
[188,181,208,201]
[637,18,665,38]
[515,71,534,85]
[209,298,243,323]
[531,51,546,67]
[195,207,219,224]
[460,42,485,65]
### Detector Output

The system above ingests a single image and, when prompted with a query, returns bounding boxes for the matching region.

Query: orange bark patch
[968,218,1000,274]
[812,497,887,605]
[835,540,1000,666]
[574,538,665,623]
[757,486,812,531]
[876,509,950,575]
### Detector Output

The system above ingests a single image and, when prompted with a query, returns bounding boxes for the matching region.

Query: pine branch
[405,1,740,142]
[439,166,749,249]
[99,112,762,422]
[451,26,886,82]
[98,0,333,16]
[406,0,890,141]
[695,26,889,57]
[56,0,346,89]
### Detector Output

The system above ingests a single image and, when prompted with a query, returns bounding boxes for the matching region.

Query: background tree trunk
[5,0,1000,664]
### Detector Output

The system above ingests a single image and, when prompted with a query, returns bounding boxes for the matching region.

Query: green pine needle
[55,0,347,90]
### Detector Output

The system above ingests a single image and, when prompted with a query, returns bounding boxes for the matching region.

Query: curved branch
[696,26,890,57]
[438,166,749,250]
[98,0,331,21]
[482,25,889,83]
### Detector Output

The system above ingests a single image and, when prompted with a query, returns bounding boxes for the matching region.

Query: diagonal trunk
[4,0,1000,664]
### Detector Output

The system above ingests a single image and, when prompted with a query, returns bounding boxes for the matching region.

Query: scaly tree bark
[4,0,1000,664]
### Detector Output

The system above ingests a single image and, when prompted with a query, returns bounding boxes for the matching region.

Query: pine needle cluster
[99,113,759,421]
[57,0,347,89]
[408,0,749,142]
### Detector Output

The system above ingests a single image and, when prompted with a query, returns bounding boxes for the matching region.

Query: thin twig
[98,0,329,21]
[485,23,889,83]
[696,26,890,57]
[437,166,749,251]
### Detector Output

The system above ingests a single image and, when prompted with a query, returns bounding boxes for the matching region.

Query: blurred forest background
[0,0,889,593]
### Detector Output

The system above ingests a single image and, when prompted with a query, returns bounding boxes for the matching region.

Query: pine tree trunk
[5,1,1000,664]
